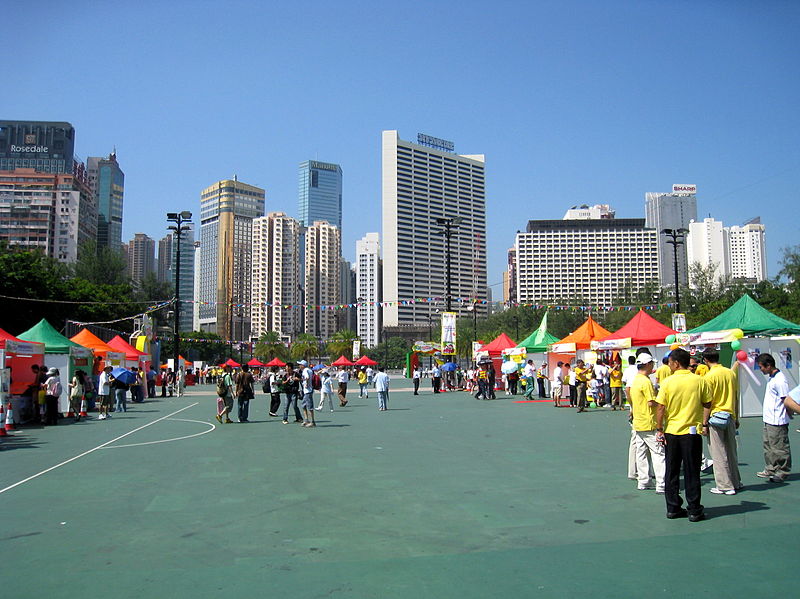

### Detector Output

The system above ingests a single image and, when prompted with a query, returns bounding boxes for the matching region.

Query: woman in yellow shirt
[610,362,624,409]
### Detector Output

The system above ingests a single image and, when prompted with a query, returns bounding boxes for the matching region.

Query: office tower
[645,185,698,287]
[381,130,488,327]
[157,235,173,283]
[251,212,302,341]
[728,219,767,282]
[193,241,201,332]
[504,247,517,304]
[170,223,195,332]
[514,213,659,305]
[356,233,382,347]
[198,178,265,340]
[87,152,125,252]
[0,164,96,263]
[304,221,341,340]
[127,233,156,284]
[0,121,75,173]
[298,160,343,229]
[686,218,729,285]
[339,258,358,333]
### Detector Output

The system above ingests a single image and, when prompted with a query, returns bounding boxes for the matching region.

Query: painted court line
[101,418,215,449]
[0,402,199,496]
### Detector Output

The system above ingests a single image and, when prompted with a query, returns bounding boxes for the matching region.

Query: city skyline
[3,3,799,296]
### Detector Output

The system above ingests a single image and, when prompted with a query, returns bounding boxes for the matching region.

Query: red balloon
[736,350,748,362]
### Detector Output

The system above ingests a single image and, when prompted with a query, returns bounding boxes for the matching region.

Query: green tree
[291,333,320,361]
[71,240,129,285]
[326,329,360,360]
[254,331,289,362]
[368,336,410,369]
[162,330,227,364]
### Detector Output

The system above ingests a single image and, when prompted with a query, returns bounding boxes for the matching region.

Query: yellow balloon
[732,328,744,339]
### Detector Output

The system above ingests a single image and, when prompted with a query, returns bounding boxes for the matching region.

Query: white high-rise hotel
[251,212,302,341]
[382,131,488,327]
[686,216,767,284]
[356,233,381,347]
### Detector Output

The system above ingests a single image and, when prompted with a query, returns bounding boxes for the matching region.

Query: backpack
[216,377,227,397]
[312,372,322,391]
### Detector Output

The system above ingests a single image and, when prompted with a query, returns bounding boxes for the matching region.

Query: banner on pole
[441,312,457,355]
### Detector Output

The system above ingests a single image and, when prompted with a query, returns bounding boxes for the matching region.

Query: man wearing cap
[629,353,666,493]
[655,348,712,522]
[703,349,741,494]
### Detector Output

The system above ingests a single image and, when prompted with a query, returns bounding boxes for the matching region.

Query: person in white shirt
[317,371,335,412]
[337,368,350,407]
[299,361,315,427]
[374,367,390,411]
[431,364,442,393]
[756,353,791,482]
[551,361,564,407]
[594,360,610,406]
[412,366,421,395]
[522,360,536,399]
[97,365,113,420]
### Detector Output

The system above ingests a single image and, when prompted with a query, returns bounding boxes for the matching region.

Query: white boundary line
[0,402,199,496]
[100,418,215,449]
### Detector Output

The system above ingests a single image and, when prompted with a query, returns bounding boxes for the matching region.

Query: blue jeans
[114,388,127,412]
[237,399,250,421]
[282,392,302,422]
[523,376,535,397]
[359,383,368,397]
[377,391,388,410]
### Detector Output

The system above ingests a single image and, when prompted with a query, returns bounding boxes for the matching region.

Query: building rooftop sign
[672,184,697,194]
[417,133,455,153]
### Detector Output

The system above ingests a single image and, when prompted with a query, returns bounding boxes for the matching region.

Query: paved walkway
[1,385,797,597]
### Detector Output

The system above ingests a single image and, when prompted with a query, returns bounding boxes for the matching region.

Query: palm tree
[291,333,319,361]
[254,331,288,362]
[326,329,360,360]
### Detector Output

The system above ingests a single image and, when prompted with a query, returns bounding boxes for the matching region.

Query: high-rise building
[298,160,342,229]
[381,130,488,327]
[193,240,202,332]
[728,219,767,282]
[0,121,75,173]
[514,214,659,305]
[304,221,341,340]
[171,224,195,333]
[340,258,357,333]
[87,152,125,252]
[198,178,265,340]
[127,233,156,284]
[504,247,517,304]
[0,165,96,263]
[645,185,697,287]
[686,218,729,284]
[251,212,302,341]
[157,235,173,283]
[356,233,382,347]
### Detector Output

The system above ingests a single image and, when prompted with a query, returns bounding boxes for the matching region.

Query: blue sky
[6,1,799,298]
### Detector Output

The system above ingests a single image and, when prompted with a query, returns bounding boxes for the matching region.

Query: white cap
[635,353,654,365]
[297,360,308,366]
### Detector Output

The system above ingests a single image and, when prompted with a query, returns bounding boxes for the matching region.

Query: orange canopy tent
[553,316,612,350]
[70,328,117,356]
[478,333,517,357]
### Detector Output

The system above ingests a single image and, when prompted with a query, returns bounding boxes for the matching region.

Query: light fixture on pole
[167,210,192,377]
[661,228,688,314]
[434,216,463,312]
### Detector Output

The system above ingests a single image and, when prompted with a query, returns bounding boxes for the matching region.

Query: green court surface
[1,386,797,598]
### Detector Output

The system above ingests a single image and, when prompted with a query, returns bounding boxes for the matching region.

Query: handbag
[708,411,732,428]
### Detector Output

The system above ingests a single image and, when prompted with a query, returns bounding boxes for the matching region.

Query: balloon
[665,334,676,344]
[732,328,744,339]
[731,339,741,350]
[670,343,681,350]
[736,350,748,362]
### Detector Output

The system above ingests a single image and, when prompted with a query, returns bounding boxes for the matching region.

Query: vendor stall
[0,332,46,423]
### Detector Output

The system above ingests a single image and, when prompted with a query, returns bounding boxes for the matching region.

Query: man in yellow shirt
[702,349,741,495]
[690,355,709,377]
[574,359,589,413]
[629,353,666,492]
[655,357,672,389]
[655,348,712,522]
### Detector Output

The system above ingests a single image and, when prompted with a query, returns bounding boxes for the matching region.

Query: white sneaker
[701,458,714,472]
[98,414,106,420]
[315,407,322,411]
[709,487,736,495]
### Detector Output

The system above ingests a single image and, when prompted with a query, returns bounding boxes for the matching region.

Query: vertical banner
[472,341,483,361]
[352,340,361,360]
[672,313,687,333]
[441,312,457,356]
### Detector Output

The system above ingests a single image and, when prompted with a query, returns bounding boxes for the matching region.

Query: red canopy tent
[1,328,46,395]
[331,355,354,367]
[225,358,241,368]
[247,358,265,367]
[0,327,25,348]
[263,358,286,367]
[354,355,377,366]
[478,333,517,357]
[600,309,677,346]
[107,335,148,361]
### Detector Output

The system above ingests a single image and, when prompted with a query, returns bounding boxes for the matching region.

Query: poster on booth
[502,347,527,363]
[440,312,457,356]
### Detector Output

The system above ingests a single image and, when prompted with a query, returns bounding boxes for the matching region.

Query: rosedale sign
[10,145,49,153]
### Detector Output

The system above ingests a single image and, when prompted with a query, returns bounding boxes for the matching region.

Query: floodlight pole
[167,211,192,377]
[661,228,688,314]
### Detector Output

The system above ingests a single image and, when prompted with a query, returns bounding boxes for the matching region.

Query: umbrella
[264,358,286,367]
[440,362,458,372]
[312,363,327,371]
[501,361,520,374]
[110,367,137,385]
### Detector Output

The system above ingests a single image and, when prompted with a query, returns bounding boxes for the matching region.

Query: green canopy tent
[17,319,81,353]
[688,294,800,336]
[517,312,560,352]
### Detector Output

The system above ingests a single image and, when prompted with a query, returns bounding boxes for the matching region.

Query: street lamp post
[167,211,193,377]
[468,300,477,366]
[661,228,688,314]
[435,217,463,312]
